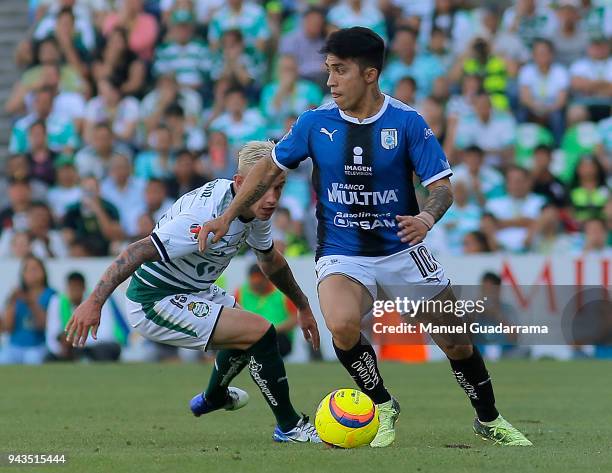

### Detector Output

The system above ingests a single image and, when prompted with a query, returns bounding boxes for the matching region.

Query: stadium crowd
[0,0,610,362]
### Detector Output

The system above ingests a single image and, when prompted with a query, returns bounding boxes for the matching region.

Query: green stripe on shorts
[142,303,198,338]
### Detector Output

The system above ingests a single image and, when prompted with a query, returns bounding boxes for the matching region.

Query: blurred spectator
[328,0,387,42]
[569,37,612,122]
[380,26,444,99]
[419,98,447,144]
[570,156,609,222]
[581,218,610,255]
[501,0,555,49]
[153,10,211,90]
[419,0,476,52]
[47,155,82,221]
[462,229,493,254]
[46,271,125,362]
[271,207,311,256]
[134,213,156,241]
[558,104,602,183]
[1,155,49,203]
[140,73,202,134]
[6,36,85,115]
[427,27,453,71]
[209,86,266,152]
[62,175,123,256]
[143,179,174,223]
[164,149,209,200]
[234,263,297,357]
[75,122,132,180]
[260,55,323,139]
[0,202,68,258]
[101,153,147,238]
[530,145,569,207]
[279,6,327,87]
[514,122,555,168]
[135,124,175,179]
[200,130,236,179]
[0,255,55,365]
[525,203,575,254]
[392,76,417,107]
[551,0,589,67]
[518,39,569,144]
[160,0,224,27]
[209,29,262,89]
[486,165,546,252]
[83,78,140,145]
[0,177,35,236]
[102,0,159,60]
[92,27,147,97]
[446,74,482,121]
[449,37,509,111]
[208,0,270,55]
[478,213,502,253]
[455,93,516,166]
[9,86,79,155]
[439,177,482,255]
[25,120,57,185]
[164,102,206,153]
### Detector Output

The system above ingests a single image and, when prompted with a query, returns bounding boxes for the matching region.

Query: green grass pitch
[1,361,611,473]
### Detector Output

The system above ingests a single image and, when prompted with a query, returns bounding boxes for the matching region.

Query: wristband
[414,212,434,230]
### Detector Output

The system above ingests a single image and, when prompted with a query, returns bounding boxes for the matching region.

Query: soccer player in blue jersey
[199,27,532,447]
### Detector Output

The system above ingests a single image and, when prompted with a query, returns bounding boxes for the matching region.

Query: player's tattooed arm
[422,178,454,224]
[255,247,309,310]
[90,237,161,307]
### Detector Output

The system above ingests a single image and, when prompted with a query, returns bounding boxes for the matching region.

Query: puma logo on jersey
[320,127,338,141]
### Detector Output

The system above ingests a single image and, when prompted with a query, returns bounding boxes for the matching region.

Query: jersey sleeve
[246,219,273,252]
[150,211,206,262]
[406,112,452,187]
[271,110,313,171]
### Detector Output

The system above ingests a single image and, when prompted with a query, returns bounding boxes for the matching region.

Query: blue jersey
[272,94,452,259]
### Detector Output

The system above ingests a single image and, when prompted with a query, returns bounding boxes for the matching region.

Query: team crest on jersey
[189,223,201,240]
[188,301,210,318]
[381,129,398,149]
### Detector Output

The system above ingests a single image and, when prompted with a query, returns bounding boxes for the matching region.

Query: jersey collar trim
[230,182,255,223]
[338,94,390,125]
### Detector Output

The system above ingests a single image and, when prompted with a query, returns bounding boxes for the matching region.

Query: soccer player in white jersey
[198,28,532,447]
[66,141,321,443]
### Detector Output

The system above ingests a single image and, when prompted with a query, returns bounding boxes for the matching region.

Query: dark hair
[465,230,491,252]
[248,263,263,276]
[19,254,48,291]
[94,122,112,132]
[464,145,484,157]
[224,85,247,98]
[175,148,194,160]
[481,271,501,285]
[505,164,530,178]
[29,119,47,132]
[397,76,417,89]
[394,25,418,40]
[33,36,61,65]
[222,28,243,43]
[533,37,555,53]
[572,156,607,189]
[534,144,553,155]
[58,6,75,20]
[164,102,185,118]
[320,27,385,75]
[67,271,86,285]
[147,178,166,189]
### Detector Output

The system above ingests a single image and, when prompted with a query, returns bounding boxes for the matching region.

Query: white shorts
[315,243,449,313]
[125,284,235,351]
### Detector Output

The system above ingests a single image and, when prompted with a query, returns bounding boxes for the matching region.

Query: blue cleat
[190,387,249,417]
[273,415,321,443]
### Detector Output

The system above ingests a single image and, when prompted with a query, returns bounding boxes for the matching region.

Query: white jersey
[127,179,272,303]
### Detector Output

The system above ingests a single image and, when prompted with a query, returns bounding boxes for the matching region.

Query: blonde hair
[237,140,275,175]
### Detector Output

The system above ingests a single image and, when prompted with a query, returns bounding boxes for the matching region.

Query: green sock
[205,349,249,407]
[247,325,300,432]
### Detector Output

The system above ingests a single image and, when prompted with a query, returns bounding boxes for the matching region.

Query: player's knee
[326,317,361,349]
[440,344,473,360]
[244,315,272,346]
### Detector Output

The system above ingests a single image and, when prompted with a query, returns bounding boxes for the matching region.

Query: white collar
[338,94,389,125]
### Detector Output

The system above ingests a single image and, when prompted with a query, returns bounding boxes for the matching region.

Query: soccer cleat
[190,387,249,417]
[273,415,322,443]
[370,397,401,448]
[473,416,533,446]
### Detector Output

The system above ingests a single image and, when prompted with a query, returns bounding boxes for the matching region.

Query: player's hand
[396,215,429,245]
[65,297,102,348]
[198,216,231,252]
[297,306,320,351]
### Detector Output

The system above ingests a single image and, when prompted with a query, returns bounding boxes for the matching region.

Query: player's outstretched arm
[397,178,454,245]
[198,157,283,252]
[65,237,161,348]
[255,247,320,350]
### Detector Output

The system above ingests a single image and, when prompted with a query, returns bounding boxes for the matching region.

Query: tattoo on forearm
[260,257,308,309]
[422,186,453,223]
[241,183,270,209]
[91,237,160,306]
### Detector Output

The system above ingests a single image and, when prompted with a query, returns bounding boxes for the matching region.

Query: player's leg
[317,271,399,448]
[426,285,532,446]
[207,306,319,442]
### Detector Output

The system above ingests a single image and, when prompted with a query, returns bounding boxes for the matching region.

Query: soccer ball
[315,389,379,448]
